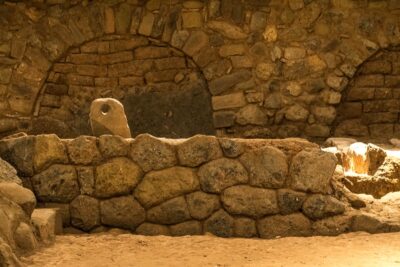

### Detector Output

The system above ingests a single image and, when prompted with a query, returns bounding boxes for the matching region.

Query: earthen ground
[22,232,400,267]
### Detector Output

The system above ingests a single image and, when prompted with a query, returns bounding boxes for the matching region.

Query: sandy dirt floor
[21,232,400,267]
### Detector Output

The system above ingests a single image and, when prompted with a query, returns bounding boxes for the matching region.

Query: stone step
[31,208,63,244]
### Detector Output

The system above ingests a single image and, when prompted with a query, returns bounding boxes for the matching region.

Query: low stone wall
[0,134,351,238]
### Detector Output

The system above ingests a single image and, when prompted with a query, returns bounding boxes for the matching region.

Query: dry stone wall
[1,0,400,140]
[0,134,354,238]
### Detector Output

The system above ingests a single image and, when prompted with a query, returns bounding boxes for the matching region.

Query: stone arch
[34,33,215,138]
[332,47,400,141]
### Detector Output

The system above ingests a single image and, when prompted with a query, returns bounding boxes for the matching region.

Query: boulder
[146,196,191,225]
[239,146,288,188]
[277,189,307,215]
[218,138,245,158]
[135,223,170,236]
[198,158,248,193]
[302,194,346,220]
[169,221,202,236]
[100,196,145,230]
[257,213,312,238]
[290,149,337,193]
[177,135,223,167]
[221,185,279,218]
[99,135,130,158]
[67,136,102,165]
[234,217,257,238]
[32,165,80,203]
[0,157,21,185]
[95,157,142,198]
[0,182,36,216]
[33,134,68,172]
[76,166,95,196]
[204,209,235,238]
[130,134,177,172]
[70,195,100,232]
[0,135,35,176]
[312,214,353,236]
[186,191,220,220]
[90,98,131,138]
[134,167,199,208]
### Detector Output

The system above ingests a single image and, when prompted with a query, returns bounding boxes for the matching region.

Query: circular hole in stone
[101,103,111,115]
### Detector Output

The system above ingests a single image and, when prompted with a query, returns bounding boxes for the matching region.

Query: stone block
[32,165,79,203]
[284,47,306,60]
[45,84,68,95]
[240,146,288,189]
[31,208,62,243]
[104,7,115,34]
[334,119,369,137]
[119,76,145,86]
[134,46,172,59]
[99,135,130,158]
[257,213,312,238]
[136,223,170,236]
[70,195,100,232]
[177,135,223,167]
[100,196,145,230]
[115,3,132,34]
[234,217,257,238]
[186,191,220,220]
[360,60,392,74]
[222,185,279,218]
[277,189,307,215]
[154,57,186,70]
[95,157,142,198]
[346,87,375,101]
[289,149,337,193]
[207,20,247,39]
[354,74,384,87]
[134,167,199,208]
[34,134,68,172]
[212,93,247,110]
[67,74,94,86]
[209,70,252,95]
[182,31,209,56]
[236,105,267,126]
[305,124,331,137]
[182,12,203,28]
[219,44,245,57]
[302,194,345,220]
[100,52,134,65]
[147,196,191,225]
[369,123,394,138]
[94,77,118,87]
[0,136,34,176]
[198,158,248,193]
[213,111,235,128]
[250,11,267,31]
[108,60,153,77]
[0,183,36,217]
[109,37,149,52]
[68,54,99,64]
[138,12,155,36]
[362,112,398,124]
[53,63,75,73]
[170,221,202,236]
[130,134,177,172]
[204,209,234,237]
[145,70,177,83]
[67,136,101,165]
[385,75,400,87]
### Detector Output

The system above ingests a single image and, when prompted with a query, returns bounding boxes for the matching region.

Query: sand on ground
[21,232,400,267]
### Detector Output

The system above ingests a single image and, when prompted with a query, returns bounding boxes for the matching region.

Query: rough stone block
[31,208,62,243]
[67,136,101,165]
[70,195,100,232]
[147,196,191,225]
[204,209,234,237]
[170,221,202,236]
[277,189,307,215]
[302,194,345,220]
[213,111,235,128]
[212,93,247,111]
[34,134,68,172]
[186,191,220,220]
[177,135,223,167]
[257,213,312,238]
[355,74,384,87]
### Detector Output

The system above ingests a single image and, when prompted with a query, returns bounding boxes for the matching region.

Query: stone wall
[334,48,400,141]
[1,0,400,140]
[0,134,354,238]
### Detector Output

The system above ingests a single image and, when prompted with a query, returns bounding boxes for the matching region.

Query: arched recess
[33,34,215,138]
[333,47,400,141]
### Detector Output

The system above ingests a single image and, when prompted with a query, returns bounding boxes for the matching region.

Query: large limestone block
[204,209,234,237]
[99,135,130,158]
[257,213,312,238]
[67,136,102,165]
[95,157,142,198]
[302,194,346,220]
[0,182,36,217]
[186,191,220,220]
[177,135,223,167]
[90,98,131,138]
[0,157,21,185]
[239,146,288,188]
[221,185,279,218]
[33,134,68,172]
[32,165,80,203]
[198,158,248,193]
[70,195,100,232]
[134,167,199,208]
[289,149,337,193]
[130,134,177,172]
[100,196,145,230]
[147,196,191,225]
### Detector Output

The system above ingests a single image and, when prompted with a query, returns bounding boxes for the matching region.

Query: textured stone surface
[186,191,220,220]
[130,134,177,172]
[204,209,235,237]
[170,220,202,236]
[135,223,170,236]
[198,158,248,193]
[0,157,21,185]
[95,157,142,198]
[99,135,130,158]
[147,196,191,225]
[0,183,36,217]
[221,185,279,218]
[177,135,223,167]
[234,217,257,238]
[134,167,199,208]
[240,146,288,188]
[257,213,312,238]
[277,189,307,215]
[33,134,68,172]
[302,194,346,220]
[67,136,101,165]
[70,195,100,232]
[100,196,145,230]
[290,149,337,193]
[32,165,79,203]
